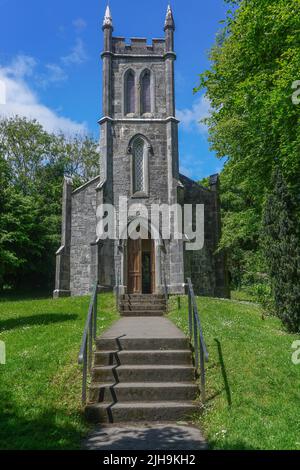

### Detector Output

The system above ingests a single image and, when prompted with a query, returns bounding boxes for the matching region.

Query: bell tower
[98,4,185,294]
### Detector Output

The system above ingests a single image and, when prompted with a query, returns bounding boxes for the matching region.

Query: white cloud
[62,38,88,66]
[0,56,88,135]
[37,63,68,88]
[3,55,37,78]
[176,95,210,134]
[73,18,87,33]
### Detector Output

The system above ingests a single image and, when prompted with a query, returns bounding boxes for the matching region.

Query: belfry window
[133,138,145,193]
[141,70,151,114]
[125,70,135,115]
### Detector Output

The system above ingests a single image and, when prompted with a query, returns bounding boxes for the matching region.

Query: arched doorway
[127,236,155,294]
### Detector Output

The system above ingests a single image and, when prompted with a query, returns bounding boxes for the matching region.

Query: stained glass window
[133,138,145,193]
[126,71,135,114]
[141,71,151,114]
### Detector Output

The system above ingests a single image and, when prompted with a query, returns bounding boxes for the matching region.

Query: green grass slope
[0,293,118,450]
[169,295,300,450]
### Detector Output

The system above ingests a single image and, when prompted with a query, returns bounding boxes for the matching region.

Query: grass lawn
[0,292,118,450]
[168,295,300,450]
[1,290,299,450]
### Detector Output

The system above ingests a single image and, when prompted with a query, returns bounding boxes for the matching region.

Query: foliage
[0,116,99,290]
[262,168,300,332]
[195,0,300,306]
[0,292,118,450]
[169,295,300,450]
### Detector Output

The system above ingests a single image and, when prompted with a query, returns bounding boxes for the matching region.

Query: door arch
[127,236,155,294]
[118,217,163,294]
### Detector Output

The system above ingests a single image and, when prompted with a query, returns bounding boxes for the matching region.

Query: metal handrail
[186,277,209,402]
[78,282,98,404]
[116,267,121,310]
[162,266,169,304]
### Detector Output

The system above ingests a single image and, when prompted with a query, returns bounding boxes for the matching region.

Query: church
[53,5,229,300]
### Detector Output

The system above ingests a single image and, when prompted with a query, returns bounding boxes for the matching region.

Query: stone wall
[180,174,230,298]
[70,177,100,296]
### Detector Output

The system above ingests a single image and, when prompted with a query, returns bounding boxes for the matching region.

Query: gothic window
[132,138,145,193]
[141,70,151,114]
[125,70,135,115]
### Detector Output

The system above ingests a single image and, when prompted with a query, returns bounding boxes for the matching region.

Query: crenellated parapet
[111,37,166,56]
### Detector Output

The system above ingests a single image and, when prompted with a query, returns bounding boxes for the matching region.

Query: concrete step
[92,365,195,383]
[94,350,193,366]
[121,311,165,317]
[121,297,166,301]
[120,303,166,310]
[122,295,165,300]
[85,401,198,423]
[89,382,199,403]
[96,337,190,351]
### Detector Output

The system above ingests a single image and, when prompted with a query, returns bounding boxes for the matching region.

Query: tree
[195,0,300,293]
[0,116,99,291]
[262,168,300,332]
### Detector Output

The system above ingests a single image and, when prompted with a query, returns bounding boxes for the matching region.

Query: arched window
[132,137,145,193]
[125,70,135,115]
[141,70,151,114]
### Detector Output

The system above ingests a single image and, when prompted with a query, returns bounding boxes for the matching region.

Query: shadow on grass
[0,313,78,332]
[206,339,232,407]
[214,339,232,407]
[0,391,87,450]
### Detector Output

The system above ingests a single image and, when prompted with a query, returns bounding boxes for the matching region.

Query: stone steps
[94,349,192,366]
[96,337,190,351]
[85,401,198,424]
[120,303,166,310]
[121,310,165,317]
[86,316,199,424]
[89,382,198,403]
[122,294,166,300]
[92,365,195,382]
[119,294,167,318]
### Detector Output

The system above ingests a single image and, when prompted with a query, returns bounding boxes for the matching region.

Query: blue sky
[0,0,228,180]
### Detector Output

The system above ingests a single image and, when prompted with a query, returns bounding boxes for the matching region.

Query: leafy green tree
[196,0,300,295]
[0,116,99,291]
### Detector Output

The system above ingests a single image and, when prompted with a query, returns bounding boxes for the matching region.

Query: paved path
[83,423,207,450]
[100,316,186,340]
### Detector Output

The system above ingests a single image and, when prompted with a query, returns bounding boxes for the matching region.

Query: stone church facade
[53,6,229,299]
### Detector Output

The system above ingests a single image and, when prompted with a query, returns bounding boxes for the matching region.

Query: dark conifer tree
[262,168,300,332]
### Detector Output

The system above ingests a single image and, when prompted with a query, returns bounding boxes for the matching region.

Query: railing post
[93,289,97,340]
[88,310,93,372]
[200,342,206,402]
[78,283,99,405]
[188,289,192,339]
[193,311,199,372]
[186,278,208,403]
[115,269,120,311]
[82,341,87,404]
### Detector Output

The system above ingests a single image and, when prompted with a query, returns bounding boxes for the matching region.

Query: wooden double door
[127,238,155,294]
